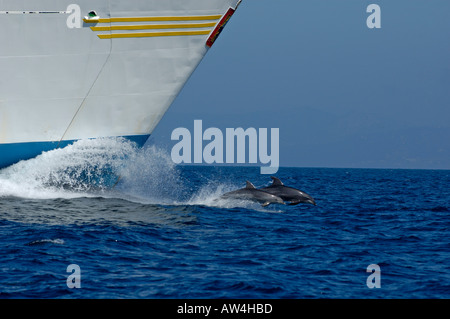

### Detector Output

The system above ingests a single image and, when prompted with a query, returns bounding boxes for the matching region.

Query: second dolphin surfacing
[260,176,316,206]
[220,181,285,207]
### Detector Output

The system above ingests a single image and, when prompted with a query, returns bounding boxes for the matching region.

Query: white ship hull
[0,0,240,168]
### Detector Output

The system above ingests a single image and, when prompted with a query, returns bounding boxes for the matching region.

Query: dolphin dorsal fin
[246,181,256,189]
[270,176,284,186]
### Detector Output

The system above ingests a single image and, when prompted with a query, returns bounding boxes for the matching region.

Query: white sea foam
[25,238,65,246]
[113,143,185,205]
[0,137,276,210]
[186,182,235,207]
[0,138,195,205]
[0,137,136,199]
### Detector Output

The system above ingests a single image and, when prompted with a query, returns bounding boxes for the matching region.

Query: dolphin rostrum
[259,176,316,206]
[220,181,285,207]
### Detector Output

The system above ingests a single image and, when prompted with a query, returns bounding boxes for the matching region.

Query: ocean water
[0,138,448,299]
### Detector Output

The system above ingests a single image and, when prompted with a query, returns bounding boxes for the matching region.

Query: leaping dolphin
[220,181,285,207]
[259,176,316,206]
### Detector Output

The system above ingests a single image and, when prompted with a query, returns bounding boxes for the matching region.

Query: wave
[0,137,136,199]
[25,239,65,246]
[0,138,247,209]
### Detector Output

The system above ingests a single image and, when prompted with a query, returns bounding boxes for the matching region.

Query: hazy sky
[149,0,450,170]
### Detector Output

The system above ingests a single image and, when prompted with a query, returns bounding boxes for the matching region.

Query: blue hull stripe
[0,135,150,169]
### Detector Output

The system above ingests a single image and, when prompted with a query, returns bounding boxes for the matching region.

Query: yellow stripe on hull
[91,22,216,32]
[97,30,211,39]
[83,15,222,24]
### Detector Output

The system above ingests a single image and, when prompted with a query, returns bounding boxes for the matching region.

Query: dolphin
[259,176,316,206]
[220,181,285,207]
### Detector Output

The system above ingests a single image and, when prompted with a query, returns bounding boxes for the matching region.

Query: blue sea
[0,139,449,299]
